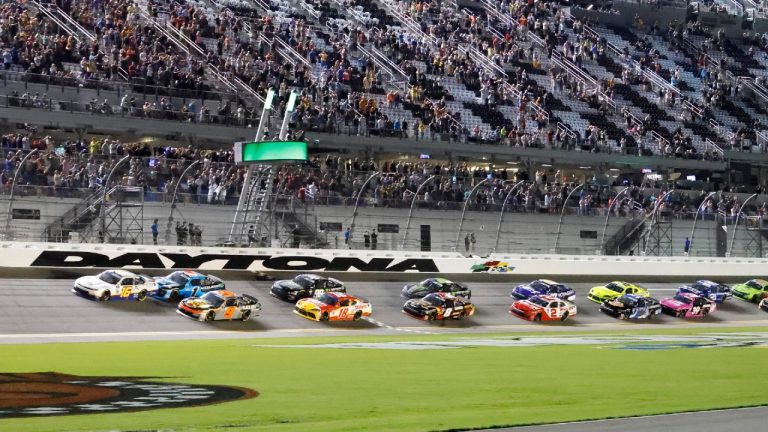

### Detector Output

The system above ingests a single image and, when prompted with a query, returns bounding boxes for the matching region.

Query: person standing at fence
[364,231,370,249]
[684,237,690,256]
[344,227,351,246]
[151,219,159,245]
[465,234,470,253]
[371,230,378,250]
[470,232,476,254]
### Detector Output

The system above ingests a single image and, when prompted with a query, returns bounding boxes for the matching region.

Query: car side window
[121,278,134,286]
[190,279,201,287]
[225,298,236,307]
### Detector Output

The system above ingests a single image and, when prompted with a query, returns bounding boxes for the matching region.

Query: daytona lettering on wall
[30,251,442,272]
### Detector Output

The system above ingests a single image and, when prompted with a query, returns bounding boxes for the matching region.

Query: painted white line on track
[363,317,435,334]
[501,405,768,430]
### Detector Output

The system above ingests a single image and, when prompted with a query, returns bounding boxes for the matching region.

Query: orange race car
[294,292,372,322]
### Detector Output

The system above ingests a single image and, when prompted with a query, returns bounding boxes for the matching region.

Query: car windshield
[424,279,442,290]
[617,295,637,306]
[169,272,190,285]
[293,276,315,289]
[317,293,338,305]
[673,294,693,304]
[98,271,122,285]
[745,280,764,289]
[424,294,443,306]
[530,280,551,291]
[529,297,549,307]
[200,292,225,308]
[605,283,624,293]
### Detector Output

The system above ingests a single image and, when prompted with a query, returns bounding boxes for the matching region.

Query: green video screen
[239,141,307,163]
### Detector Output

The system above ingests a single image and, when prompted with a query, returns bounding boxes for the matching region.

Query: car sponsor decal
[30,251,440,272]
[253,333,768,350]
[0,372,257,418]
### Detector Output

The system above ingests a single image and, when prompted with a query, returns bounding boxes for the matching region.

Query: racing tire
[751,295,758,303]
[98,291,111,302]
[533,313,542,322]
[702,308,709,316]
[204,311,215,322]
[241,310,251,322]
[136,290,148,302]
[168,290,181,302]
[353,311,362,321]
[427,312,437,321]
[560,312,569,322]
[677,310,686,318]
[320,312,329,322]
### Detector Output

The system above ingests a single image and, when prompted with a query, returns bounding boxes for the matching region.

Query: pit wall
[3,242,765,283]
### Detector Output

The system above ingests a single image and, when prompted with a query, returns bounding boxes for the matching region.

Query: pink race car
[660,292,716,318]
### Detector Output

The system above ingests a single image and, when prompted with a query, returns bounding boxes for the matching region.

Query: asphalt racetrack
[1,279,767,343]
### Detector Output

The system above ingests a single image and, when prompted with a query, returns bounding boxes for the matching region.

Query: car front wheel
[204,311,215,322]
[320,312,329,321]
[168,290,181,302]
[533,314,541,322]
[99,291,111,302]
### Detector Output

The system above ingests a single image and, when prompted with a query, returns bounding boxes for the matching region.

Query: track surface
[495,406,768,432]
[1,279,767,343]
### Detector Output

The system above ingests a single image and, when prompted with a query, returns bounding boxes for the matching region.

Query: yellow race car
[588,281,650,304]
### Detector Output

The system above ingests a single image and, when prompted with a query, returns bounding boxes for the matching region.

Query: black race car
[270,274,346,302]
[403,292,476,321]
[401,278,471,299]
[599,294,662,320]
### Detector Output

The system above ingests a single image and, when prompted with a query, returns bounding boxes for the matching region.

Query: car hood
[180,298,213,310]
[512,286,537,298]
[154,278,182,289]
[75,276,112,291]
[731,284,754,293]
[590,287,619,298]
[275,280,303,291]
[660,298,687,310]
[297,298,325,309]
[512,300,540,312]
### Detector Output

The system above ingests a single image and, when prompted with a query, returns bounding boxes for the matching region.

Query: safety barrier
[1,242,766,282]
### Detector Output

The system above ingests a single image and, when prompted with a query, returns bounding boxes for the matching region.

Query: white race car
[72,270,158,301]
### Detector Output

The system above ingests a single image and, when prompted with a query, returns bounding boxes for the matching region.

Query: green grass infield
[1,326,767,431]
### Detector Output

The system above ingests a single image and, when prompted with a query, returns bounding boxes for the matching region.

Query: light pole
[553,183,583,253]
[642,189,675,256]
[99,155,131,243]
[4,148,38,238]
[165,160,200,245]
[493,180,525,252]
[600,186,630,253]
[401,175,437,250]
[688,191,717,256]
[349,172,380,246]
[454,178,489,252]
[728,193,758,257]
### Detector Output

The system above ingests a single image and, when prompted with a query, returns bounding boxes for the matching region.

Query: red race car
[510,295,578,322]
[294,292,373,322]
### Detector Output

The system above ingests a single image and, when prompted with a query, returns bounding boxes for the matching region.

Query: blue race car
[677,280,732,304]
[152,271,226,302]
[510,279,576,302]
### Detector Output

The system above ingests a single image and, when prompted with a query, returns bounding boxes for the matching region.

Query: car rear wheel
[168,290,181,302]
[241,310,251,322]
[136,290,148,301]
[353,311,362,321]
[560,312,569,322]
[320,312,329,322]
[204,311,215,322]
[702,307,709,316]
[427,311,436,321]
[99,291,111,302]
[533,313,541,322]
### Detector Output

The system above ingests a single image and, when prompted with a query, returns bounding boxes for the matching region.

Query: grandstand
[1,0,768,256]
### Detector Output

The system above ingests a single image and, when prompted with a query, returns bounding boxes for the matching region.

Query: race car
[402,292,476,321]
[152,271,225,302]
[660,292,716,318]
[72,270,157,301]
[731,279,768,303]
[270,274,346,302]
[588,281,649,304]
[177,290,261,322]
[509,295,578,322]
[599,294,661,320]
[510,279,576,302]
[402,278,471,299]
[677,280,732,304]
[759,298,768,313]
[294,292,372,322]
